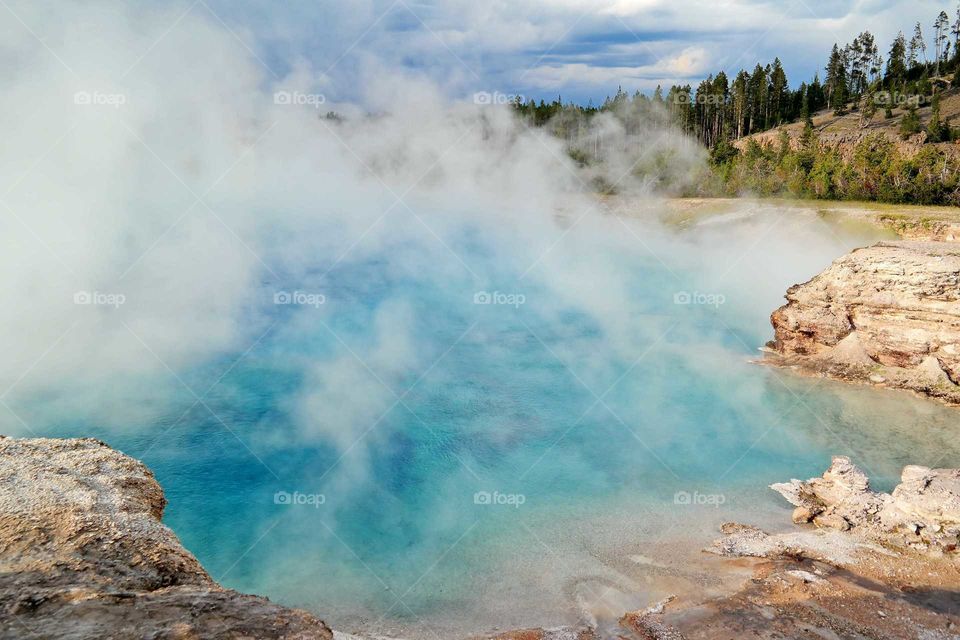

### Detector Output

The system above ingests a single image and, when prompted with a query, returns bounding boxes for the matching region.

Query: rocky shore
[4,436,958,640]
[766,240,960,406]
[0,436,333,640]
[486,457,960,640]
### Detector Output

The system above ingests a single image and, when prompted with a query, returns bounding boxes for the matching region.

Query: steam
[0,2,880,452]
[0,1,696,428]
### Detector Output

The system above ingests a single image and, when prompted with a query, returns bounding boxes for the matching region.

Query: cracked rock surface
[0,436,333,640]
[768,240,960,405]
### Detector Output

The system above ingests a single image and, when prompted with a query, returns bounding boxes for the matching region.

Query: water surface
[19,203,960,638]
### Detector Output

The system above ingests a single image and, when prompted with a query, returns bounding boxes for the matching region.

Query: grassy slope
[735,87,960,157]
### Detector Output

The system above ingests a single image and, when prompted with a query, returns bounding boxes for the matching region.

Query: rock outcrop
[711,456,960,559]
[769,455,960,553]
[767,240,960,405]
[699,458,960,640]
[0,436,333,640]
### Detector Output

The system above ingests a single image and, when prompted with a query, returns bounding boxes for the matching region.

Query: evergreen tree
[934,11,950,75]
[747,64,767,134]
[825,45,841,104]
[769,58,788,126]
[910,22,927,68]
[859,90,878,128]
[926,93,948,141]
[808,73,825,112]
[731,70,749,138]
[900,102,921,138]
[825,45,849,113]
[710,71,729,146]
[953,5,960,59]
[849,37,865,96]
[800,86,812,127]
[886,31,908,90]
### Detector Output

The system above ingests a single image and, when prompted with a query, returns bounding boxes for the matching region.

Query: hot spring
[11,202,960,638]
[3,9,958,636]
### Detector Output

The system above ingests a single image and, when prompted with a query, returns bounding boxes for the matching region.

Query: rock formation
[0,436,333,640]
[767,240,960,405]
[700,457,960,640]
[711,456,960,559]
[769,455,960,553]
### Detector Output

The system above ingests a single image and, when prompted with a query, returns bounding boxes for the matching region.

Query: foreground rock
[713,456,960,559]
[770,455,960,552]
[767,240,960,406]
[0,436,333,640]
[693,458,960,639]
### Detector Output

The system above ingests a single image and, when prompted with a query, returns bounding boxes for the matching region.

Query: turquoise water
[18,207,960,637]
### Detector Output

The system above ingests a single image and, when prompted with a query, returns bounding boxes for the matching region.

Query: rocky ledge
[490,457,960,640]
[767,240,960,405]
[694,457,960,640]
[717,456,960,557]
[0,436,333,640]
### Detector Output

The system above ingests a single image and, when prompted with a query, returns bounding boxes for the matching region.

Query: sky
[198,0,955,105]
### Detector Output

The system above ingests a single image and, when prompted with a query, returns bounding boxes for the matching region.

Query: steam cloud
[0,1,872,473]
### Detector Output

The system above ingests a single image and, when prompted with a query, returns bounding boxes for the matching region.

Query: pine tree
[900,101,921,138]
[808,73,825,112]
[710,71,729,146]
[800,86,812,126]
[731,70,749,138]
[886,32,907,90]
[935,11,950,76]
[911,22,927,68]
[953,5,960,59]
[769,58,788,126]
[825,44,841,104]
[747,64,767,134]
[825,45,849,113]
[849,37,865,96]
[926,93,948,141]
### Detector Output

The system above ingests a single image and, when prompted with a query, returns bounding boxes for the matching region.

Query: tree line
[514,4,960,147]
[511,4,960,204]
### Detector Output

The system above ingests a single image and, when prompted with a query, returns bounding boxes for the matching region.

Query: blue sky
[210,0,951,104]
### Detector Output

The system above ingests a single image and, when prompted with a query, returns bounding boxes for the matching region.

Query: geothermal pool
[24,204,960,638]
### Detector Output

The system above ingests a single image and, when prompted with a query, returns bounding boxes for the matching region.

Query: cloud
[196,0,950,103]
[522,45,710,91]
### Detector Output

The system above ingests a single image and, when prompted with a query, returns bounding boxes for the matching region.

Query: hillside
[736,87,960,159]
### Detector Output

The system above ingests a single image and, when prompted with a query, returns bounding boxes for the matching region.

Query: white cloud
[522,46,710,91]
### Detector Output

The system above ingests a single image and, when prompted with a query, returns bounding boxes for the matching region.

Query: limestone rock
[878,464,960,550]
[768,456,960,553]
[767,241,960,405]
[770,456,889,529]
[0,436,333,640]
